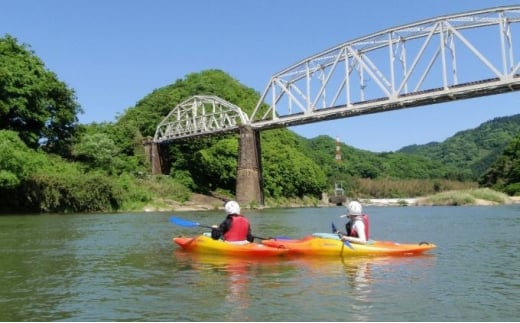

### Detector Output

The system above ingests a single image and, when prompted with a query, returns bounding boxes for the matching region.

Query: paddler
[211,200,254,243]
[337,200,370,244]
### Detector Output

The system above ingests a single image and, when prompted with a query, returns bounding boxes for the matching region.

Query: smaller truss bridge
[154,95,249,142]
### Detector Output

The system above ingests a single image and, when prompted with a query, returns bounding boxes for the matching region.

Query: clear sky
[2,0,519,152]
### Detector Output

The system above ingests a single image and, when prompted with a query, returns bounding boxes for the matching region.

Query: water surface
[0,205,519,321]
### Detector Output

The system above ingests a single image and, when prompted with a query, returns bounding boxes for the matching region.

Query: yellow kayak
[173,234,288,257]
[262,233,436,257]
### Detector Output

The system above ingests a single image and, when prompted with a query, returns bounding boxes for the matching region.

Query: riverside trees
[0,35,82,157]
[1,34,518,213]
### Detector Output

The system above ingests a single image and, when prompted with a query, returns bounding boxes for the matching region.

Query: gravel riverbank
[143,193,520,212]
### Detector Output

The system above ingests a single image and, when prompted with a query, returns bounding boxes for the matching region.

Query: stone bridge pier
[143,137,166,175]
[236,125,264,206]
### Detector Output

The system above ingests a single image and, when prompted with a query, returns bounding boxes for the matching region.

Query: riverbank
[142,189,520,212]
[360,197,518,206]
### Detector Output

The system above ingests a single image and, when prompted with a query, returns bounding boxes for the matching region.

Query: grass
[419,188,511,206]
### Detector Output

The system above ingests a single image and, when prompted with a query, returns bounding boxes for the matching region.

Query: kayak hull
[173,235,288,257]
[262,234,436,257]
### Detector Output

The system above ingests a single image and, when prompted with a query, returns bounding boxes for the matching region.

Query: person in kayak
[211,200,254,243]
[337,200,370,244]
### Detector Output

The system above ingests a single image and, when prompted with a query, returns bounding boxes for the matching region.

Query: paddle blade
[331,222,338,233]
[343,240,354,249]
[169,216,200,228]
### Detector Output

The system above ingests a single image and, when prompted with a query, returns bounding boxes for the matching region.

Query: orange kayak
[262,233,436,257]
[173,235,288,257]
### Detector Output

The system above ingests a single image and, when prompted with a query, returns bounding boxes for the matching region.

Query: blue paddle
[169,216,270,241]
[170,216,213,229]
[331,221,354,249]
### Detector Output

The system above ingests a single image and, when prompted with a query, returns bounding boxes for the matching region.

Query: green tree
[479,135,520,195]
[261,130,327,198]
[72,132,120,170]
[194,138,239,193]
[71,122,149,176]
[0,130,48,188]
[0,34,82,156]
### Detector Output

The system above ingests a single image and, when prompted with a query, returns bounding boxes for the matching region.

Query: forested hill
[1,33,519,213]
[397,114,520,180]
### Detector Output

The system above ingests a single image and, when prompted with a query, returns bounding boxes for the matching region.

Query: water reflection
[341,257,373,292]
[173,249,437,321]
[287,255,436,321]
[173,250,297,321]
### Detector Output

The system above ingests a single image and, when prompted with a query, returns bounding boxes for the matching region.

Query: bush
[24,171,124,213]
[469,188,508,203]
[503,183,520,196]
[348,177,477,198]
[419,188,509,206]
[421,191,476,206]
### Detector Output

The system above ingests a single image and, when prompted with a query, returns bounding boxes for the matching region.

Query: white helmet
[224,200,240,215]
[347,201,362,216]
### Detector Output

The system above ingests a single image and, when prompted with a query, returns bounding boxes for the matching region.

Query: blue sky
[2,0,519,152]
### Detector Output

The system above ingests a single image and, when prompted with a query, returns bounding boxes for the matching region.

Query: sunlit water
[0,205,519,321]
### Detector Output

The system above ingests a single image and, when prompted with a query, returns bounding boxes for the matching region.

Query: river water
[0,205,519,321]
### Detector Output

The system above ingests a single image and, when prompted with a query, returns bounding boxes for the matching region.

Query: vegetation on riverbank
[418,188,513,206]
[2,35,520,214]
[139,187,515,212]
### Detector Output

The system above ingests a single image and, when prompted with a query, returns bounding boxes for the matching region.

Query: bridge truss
[154,95,249,142]
[250,5,520,129]
[154,6,520,143]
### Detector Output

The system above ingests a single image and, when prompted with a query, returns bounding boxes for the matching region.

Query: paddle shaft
[170,216,269,240]
[332,221,354,249]
[200,221,270,241]
[211,224,269,241]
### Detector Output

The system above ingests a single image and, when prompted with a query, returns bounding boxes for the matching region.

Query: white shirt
[351,217,367,242]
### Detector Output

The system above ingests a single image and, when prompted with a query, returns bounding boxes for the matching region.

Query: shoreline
[143,194,520,212]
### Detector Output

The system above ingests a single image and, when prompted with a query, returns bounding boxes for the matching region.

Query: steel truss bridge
[154,6,520,143]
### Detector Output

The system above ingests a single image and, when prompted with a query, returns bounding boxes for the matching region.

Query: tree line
[1,34,519,213]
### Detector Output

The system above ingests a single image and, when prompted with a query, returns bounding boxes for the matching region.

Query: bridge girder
[153,6,520,142]
[250,5,520,129]
[153,95,249,143]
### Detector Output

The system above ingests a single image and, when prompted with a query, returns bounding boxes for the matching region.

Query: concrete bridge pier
[236,125,264,207]
[143,137,165,175]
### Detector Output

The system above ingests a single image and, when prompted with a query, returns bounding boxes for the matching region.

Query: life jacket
[224,215,250,241]
[346,214,370,240]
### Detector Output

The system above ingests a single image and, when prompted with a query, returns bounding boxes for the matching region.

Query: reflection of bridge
[147,6,520,205]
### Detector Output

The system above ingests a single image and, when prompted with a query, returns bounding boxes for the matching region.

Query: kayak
[173,234,288,257]
[262,233,436,257]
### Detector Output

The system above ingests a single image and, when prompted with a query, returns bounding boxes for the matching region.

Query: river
[0,205,519,321]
